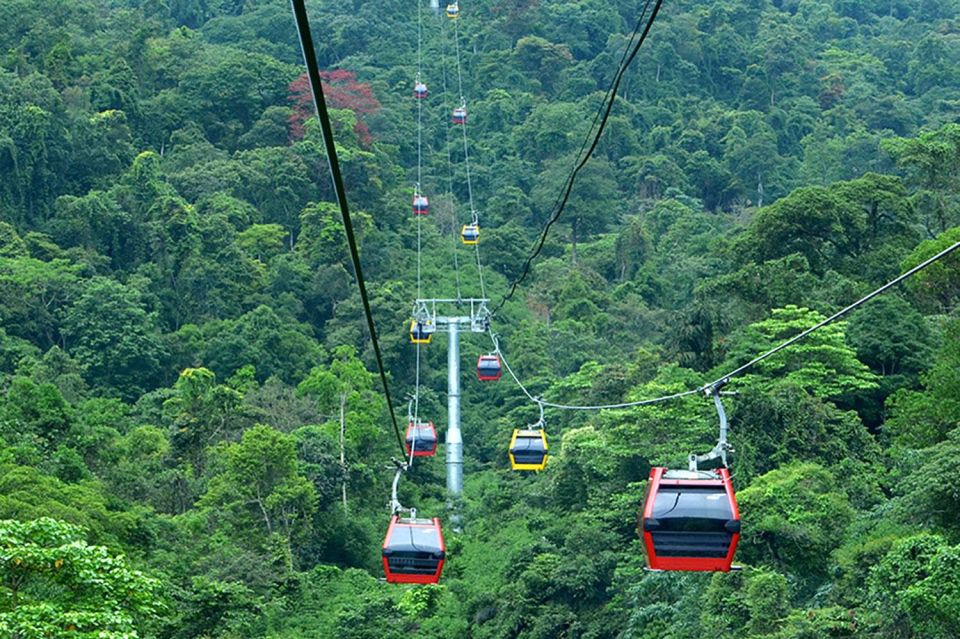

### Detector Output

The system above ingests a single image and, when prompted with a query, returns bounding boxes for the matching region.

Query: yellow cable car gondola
[445,2,459,19]
[509,428,548,471]
[461,223,480,245]
[410,319,435,344]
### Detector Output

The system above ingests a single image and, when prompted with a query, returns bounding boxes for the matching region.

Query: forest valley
[1,0,960,637]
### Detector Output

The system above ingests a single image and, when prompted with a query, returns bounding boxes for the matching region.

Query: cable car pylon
[406,298,491,496]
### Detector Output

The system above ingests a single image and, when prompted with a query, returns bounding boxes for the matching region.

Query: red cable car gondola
[639,467,740,572]
[413,194,429,215]
[405,420,438,457]
[452,106,467,125]
[414,81,428,99]
[382,515,446,584]
[476,354,502,381]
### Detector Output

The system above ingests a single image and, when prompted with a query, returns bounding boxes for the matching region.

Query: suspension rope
[439,8,463,299]
[493,238,960,412]
[290,0,406,457]
[452,19,476,216]
[448,8,488,298]
[491,0,663,315]
[416,0,424,300]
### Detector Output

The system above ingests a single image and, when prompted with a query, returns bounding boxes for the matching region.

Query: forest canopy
[0,0,959,636]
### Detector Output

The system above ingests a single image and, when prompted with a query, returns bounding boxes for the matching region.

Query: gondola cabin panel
[640,467,740,572]
[382,516,446,584]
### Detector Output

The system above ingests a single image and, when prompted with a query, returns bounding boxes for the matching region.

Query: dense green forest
[1,0,960,636]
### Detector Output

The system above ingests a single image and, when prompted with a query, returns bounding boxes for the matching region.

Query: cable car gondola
[639,467,740,572]
[476,354,502,381]
[461,223,480,245]
[382,515,446,584]
[414,81,428,99]
[405,420,438,457]
[413,194,429,216]
[410,319,435,344]
[509,428,548,471]
[452,106,467,125]
[445,3,459,19]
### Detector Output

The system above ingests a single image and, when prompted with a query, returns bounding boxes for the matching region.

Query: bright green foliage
[736,463,854,580]
[0,517,163,638]
[297,345,385,453]
[721,305,878,399]
[0,257,83,347]
[862,534,958,637]
[162,367,248,487]
[892,428,960,535]
[199,425,317,560]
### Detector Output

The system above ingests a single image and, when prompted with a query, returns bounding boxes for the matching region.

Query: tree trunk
[340,392,348,514]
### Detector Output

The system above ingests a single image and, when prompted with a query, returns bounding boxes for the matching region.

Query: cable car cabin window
[653,486,732,530]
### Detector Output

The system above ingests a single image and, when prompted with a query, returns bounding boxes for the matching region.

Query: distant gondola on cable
[452,106,467,125]
[509,428,548,471]
[476,354,502,381]
[639,466,741,572]
[410,319,435,344]
[461,223,480,245]
[413,193,430,216]
[405,420,438,457]
[414,81,428,99]
[382,515,446,584]
[445,2,459,19]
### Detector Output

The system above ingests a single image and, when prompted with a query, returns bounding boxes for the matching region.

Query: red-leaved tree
[289,70,380,146]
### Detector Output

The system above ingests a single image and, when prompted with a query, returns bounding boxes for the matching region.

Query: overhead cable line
[448,8,488,298]
[439,9,463,299]
[416,0,424,301]
[413,0,425,428]
[493,238,960,411]
[699,238,960,391]
[290,0,406,457]
[532,0,655,241]
[492,0,664,315]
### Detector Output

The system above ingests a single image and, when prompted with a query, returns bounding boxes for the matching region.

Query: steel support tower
[411,298,490,496]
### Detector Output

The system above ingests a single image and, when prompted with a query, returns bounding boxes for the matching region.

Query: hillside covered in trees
[1,0,960,636]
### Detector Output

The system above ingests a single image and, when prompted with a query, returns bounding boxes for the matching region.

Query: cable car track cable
[448,6,488,298]
[290,0,406,457]
[491,0,664,315]
[416,0,424,301]
[440,8,463,299]
[493,238,960,411]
